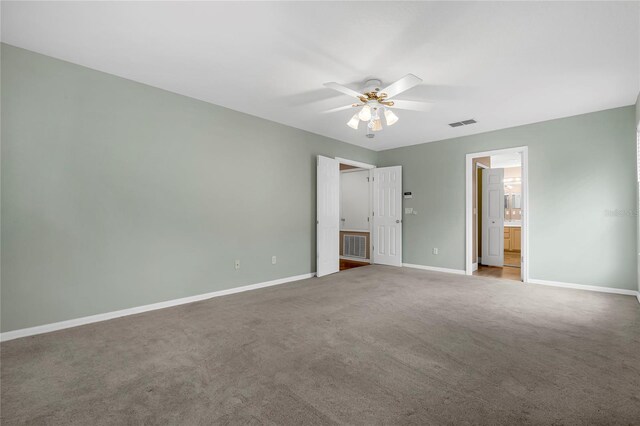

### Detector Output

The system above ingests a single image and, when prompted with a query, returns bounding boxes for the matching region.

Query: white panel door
[317,156,340,277]
[373,166,402,266]
[482,168,504,267]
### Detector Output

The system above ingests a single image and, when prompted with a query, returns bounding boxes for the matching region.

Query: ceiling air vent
[449,119,477,127]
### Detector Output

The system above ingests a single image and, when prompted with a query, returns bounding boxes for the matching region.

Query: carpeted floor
[2,265,639,425]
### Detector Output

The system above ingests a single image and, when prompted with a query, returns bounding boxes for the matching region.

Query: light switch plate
[405,208,413,214]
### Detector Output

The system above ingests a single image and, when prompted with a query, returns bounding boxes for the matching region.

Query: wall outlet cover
[433,248,439,255]
[235,260,240,270]
[272,256,277,265]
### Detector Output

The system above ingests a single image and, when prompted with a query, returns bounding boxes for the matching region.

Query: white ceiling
[2,1,638,151]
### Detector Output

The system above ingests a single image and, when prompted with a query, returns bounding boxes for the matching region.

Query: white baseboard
[472,262,478,272]
[403,263,466,275]
[0,272,316,342]
[527,278,638,297]
[401,265,639,300]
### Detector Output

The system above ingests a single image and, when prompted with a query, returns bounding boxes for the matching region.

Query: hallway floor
[475,265,522,281]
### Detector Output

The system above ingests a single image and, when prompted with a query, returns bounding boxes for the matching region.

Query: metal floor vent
[449,119,477,127]
[343,235,367,259]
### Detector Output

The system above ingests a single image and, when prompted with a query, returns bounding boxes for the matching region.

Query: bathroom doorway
[465,147,528,281]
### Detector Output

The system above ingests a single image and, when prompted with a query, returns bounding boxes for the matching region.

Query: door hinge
[367,217,370,222]
[366,177,370,182]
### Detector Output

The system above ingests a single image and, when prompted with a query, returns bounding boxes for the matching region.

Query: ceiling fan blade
[387,100,433,112]
[379,74,423,99]
[323,82,365,99]
[324,104,361,113]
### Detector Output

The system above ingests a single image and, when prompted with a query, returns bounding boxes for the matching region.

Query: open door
[373,166,402,266]
[481,168,504,266]
[316,156,340,277]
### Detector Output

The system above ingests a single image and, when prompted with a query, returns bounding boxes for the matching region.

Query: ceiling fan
[323,74,432,134]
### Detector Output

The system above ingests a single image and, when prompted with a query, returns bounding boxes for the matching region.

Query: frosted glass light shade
[384,108,399,126]
[358,105,372,121]
[347,114,360,129]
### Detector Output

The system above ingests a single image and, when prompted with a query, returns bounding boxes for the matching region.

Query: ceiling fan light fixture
[323,74,430,134]
[346,114,360,130]
[384,108,399,126]
[358,105,372,121]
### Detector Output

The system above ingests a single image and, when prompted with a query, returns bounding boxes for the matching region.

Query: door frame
[335,157,375,171]
[475,162,489,269]
[465,146,529,281]
[335,157,375,266]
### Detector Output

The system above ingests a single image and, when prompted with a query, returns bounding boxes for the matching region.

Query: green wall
[2,43,636,332]
[636,93,639,294]
[636,93,639,127]
[378,106,638,291]
[0,44,377,332]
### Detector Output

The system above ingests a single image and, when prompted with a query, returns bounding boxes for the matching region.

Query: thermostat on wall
[404,192,413,199]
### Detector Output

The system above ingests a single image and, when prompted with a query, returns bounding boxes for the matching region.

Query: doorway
[317,156,403,277]
[465,147,528,281]
[339,163,371,271]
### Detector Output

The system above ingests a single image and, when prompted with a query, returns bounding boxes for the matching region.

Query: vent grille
[449,119,477,127]
[343,235,367,258]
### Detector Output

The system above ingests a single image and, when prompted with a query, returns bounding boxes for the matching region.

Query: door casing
[317,157,403,274]
[465,147,529,281]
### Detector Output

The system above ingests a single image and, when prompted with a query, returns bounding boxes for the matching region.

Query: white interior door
[482,168,504,266]
[373,166,402,266]
[316,156,340,277]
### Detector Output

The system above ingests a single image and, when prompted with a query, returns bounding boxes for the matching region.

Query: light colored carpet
[1,265,639,425]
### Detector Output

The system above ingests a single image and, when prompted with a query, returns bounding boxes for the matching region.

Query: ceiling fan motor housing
[363,79,382,94]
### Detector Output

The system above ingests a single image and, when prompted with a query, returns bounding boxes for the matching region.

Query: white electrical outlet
[272,256,277,265]
[235,259,240,270]
[433,248,439,255]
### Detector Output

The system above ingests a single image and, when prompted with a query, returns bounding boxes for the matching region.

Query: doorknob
[396,220,400,223]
